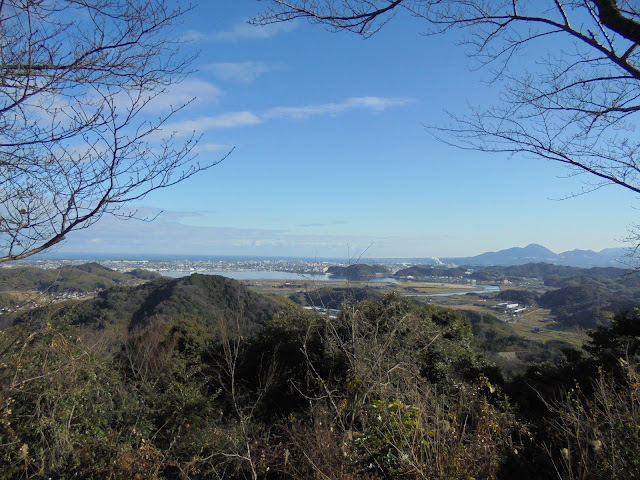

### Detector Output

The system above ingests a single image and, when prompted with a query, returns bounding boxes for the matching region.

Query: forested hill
[398,262,638,286]
[326,263,390,280]
[21,274,282,334]
[0,262,160,293]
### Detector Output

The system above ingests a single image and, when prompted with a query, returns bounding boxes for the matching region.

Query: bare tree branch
[0,0,225,262]
[256,0,640,224]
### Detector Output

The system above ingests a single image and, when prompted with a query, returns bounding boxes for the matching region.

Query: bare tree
[255,1,640,198]
[0,0,227,262]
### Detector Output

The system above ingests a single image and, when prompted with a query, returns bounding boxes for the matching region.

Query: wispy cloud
[157,79,221,110]
[163,96,412,137]
[183,20,297,42]
[164,111,261,137]
[193,142,234,154]
[264,96,413,120]
[297,223,329,228]
[297,220,348,228]
[205,61,275,83]
[112,79,222,116]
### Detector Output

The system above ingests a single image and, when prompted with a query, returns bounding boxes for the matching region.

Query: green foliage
[237,307,328,416]
[538,285,621,329]
[0,318,237,479]
[354,386,523,480]
[0,292,18,309]
[539,285,605,309]
[545,364,640,480]
[114,319,230,474]
[356,398,423,476]
[586,309,640,368]
[464,309,574,378]
[0,322,143,478]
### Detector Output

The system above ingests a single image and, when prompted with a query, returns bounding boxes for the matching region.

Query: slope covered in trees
[289,285,383,309]
[326,263,390,280]
[2,280,639,479]
[394,265,468,279]
[18,274,282,335]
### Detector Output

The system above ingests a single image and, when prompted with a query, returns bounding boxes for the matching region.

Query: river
[162,270,500,296]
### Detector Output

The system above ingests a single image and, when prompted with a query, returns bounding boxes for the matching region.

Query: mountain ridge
[441,243,627,267]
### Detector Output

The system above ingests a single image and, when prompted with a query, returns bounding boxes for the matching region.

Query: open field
[446,304,497,314]
[395,281,482,295]
[0,290,49,309]
[508,308,589,347]
[240,279,353,296]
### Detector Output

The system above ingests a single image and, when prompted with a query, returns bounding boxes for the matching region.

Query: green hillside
[326,263,390,280]
[289,285,383,309]
[19,273,281,334]
[0,262,161,293]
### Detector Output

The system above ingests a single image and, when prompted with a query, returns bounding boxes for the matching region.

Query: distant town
[1,257,417,277]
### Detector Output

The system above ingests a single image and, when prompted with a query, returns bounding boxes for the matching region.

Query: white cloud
[254,239,284,247]
[181,30,211,42]
[163,111,262,137]
[193,142,234,153]
[265,96,413,120]
[205,61,273,83]
[183,20,297,42]
[158,96,411,137]
[196,112,261,129]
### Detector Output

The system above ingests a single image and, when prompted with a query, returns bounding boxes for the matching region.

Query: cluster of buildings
[494,302,527,315]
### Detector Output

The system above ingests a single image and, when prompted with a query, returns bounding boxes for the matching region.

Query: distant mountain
[443,243,627,267]
[557,247,627,267]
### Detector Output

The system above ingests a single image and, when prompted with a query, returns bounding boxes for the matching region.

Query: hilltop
[326,263,390,281]
[18,273,282,335]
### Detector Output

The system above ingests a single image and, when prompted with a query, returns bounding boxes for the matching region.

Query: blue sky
[56,0,639,259]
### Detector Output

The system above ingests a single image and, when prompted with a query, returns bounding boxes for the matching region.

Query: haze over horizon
[42,241,627,264]
[50,0,638,260]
